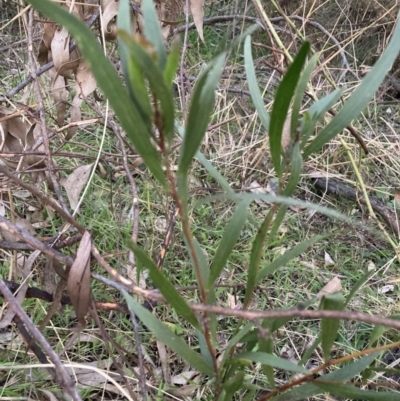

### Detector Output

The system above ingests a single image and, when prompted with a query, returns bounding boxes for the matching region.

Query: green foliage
[24,0,400,399]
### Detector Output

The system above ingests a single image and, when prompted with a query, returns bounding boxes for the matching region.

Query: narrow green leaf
[127,243,199,328]
[122,291,214,376]
[258,322,276,388]
[178,53,226,176]
[141,0,166,68]
[117,0,131,86]
[220,322,254,366]
[198,192,351,223]
[300,87,344,149]
[208,199,250,287]
[266,205,287,244]
[320,292,345,362]
[118,31,174,142]
[304,14,400,157]
[344,269,374,308]
[257,234,325,282]
[193,238,209,285]
[196,329,215,370]
[314,382,400,400]
[175,122,234,194]
[163,41,180,86]
[125,48,153,132]
[244,36,270,130]
[269,42,310,177]
[244,208,273,307]
[282,142,302,196]
[369,315,400,346]
[234,351,309,374]
[26,0,166,186]
[291,54,319,136]
[223,370,246,401]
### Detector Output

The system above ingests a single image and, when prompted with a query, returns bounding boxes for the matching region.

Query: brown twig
[313,177,399,236]
[0,215,74,267]
[0,279,82,401]
[4,274,400,330]
[0,165,85,233]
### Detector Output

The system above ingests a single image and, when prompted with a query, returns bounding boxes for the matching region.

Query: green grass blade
[257,234,325,282]
[122,291,214,376]
[320,292,345,362]
[208,199,250,287]
[26,0,166,186]
[127,242,199,328]
[304,14,400,157]
[141,0,166,68]
[269,42,310,177]
[244,36,270,130]
[234,352,309,374]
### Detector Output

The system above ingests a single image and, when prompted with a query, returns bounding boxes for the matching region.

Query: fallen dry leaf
[67,61,97,139]
[51,27,71,78]
[317,276,342,299]
[67,231,92,326]
[395,189,400,208]
[190,0,204,41]
[60,163,93,212]
[324,251,335,266]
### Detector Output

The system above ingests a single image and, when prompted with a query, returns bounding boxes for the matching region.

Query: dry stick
[93,275,400,330]
[0,9,100,102]
[27,9,70,215]
[0,165,85,233]
[0,280,82,401]
[8,273,400,330]
[156,206,179,270]
[0,215,74,267]
[2,278,129,313]
[313,177,400,237]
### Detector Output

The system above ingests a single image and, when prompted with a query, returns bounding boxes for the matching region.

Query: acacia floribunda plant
[23,0,400,399]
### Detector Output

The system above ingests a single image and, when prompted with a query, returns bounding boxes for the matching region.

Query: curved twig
[313,177,400,237]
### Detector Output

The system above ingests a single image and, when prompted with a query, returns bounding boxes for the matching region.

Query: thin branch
[0,215,74,267]
[0,279,82,401]
[0,164,85,233]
